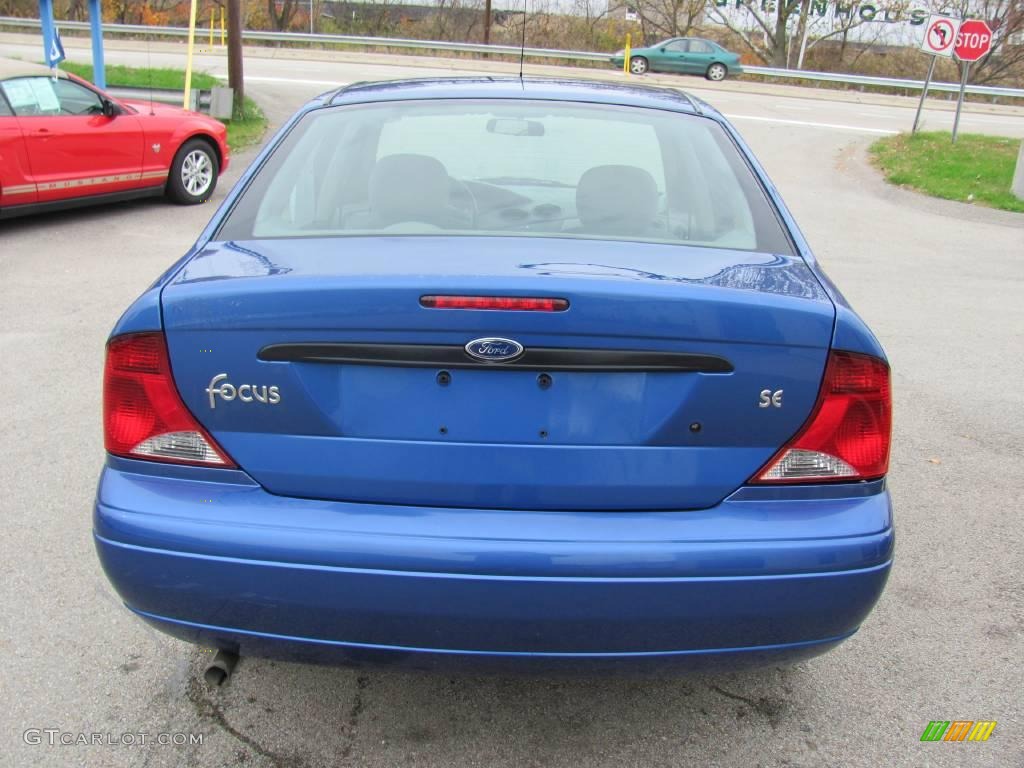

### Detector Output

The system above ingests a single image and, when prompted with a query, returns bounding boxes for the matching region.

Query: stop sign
[954,20,994,62]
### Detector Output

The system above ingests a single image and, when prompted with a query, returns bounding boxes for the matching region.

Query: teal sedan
[610,38,743,81]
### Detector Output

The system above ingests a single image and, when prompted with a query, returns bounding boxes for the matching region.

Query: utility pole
[227,0,244,117]
[483,0,492,45]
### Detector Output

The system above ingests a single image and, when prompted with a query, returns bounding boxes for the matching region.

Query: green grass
[57,62,266,152]
[59,61,220,91]
[225,97,267,151]
[869,132,1024,213]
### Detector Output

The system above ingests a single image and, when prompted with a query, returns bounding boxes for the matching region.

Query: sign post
[951,60,969,144]
[39,0,57,69]
[182,0,199,110]
[951,19,993,144]
[913,15,959,134]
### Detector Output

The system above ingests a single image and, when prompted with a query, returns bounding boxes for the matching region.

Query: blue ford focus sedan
[95,78,893,673]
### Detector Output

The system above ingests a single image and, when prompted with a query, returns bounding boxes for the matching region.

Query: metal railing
[3,16,1022,99]
[741,64,1023,98]
[105,85,180,104]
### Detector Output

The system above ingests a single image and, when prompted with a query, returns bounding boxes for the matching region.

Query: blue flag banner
[47,27,66,68]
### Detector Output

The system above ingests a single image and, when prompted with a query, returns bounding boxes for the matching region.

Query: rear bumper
[94,457,893,671]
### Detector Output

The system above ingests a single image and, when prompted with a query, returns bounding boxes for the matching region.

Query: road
[3,31,1024,138]
[1,37,1023,768]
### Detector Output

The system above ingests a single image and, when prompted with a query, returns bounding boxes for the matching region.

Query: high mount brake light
[103,333,235,468]
[751,350,891,484]
[421,295,569,312]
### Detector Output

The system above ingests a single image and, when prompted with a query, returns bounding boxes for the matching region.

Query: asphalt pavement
[1,38,1022,768]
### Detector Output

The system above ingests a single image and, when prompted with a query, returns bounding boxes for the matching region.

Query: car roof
[0,57,71,81]
[320,77,705,116]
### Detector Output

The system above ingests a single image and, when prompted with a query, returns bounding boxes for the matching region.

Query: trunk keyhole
[437,371,451,386]
[690,422,702,433]
[537,373,552,390]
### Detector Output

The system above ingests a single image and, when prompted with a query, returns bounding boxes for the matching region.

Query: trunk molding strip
[258,343,733,373]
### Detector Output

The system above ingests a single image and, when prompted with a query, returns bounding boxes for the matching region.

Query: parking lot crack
[709,684,789,728]
[338,675,370,763]
[186,678,305,767]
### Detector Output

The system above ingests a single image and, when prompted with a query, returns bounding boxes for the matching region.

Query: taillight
[751,350,891,484]
[420,295,569,311]
[103,333,234,467]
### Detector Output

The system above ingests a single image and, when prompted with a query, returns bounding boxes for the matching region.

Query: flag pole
[183,0,199,110]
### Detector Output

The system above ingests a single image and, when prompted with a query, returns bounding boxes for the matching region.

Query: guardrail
[105,85,229,116]
[105,85,181,104]
[3,15,1023,99]
[741,64,1023,98]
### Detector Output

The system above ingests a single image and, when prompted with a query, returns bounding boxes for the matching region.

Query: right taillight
[751,350,891,484]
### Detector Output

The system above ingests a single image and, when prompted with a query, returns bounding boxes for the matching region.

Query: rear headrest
[369,154,451,227]
[576,165,658,237]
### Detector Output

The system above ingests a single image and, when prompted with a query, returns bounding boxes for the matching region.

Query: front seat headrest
[576,165,658,237]
[369,153,452,227]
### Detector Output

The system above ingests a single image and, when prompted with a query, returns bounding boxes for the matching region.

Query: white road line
[776,104,813,111]
[723,113,898,134]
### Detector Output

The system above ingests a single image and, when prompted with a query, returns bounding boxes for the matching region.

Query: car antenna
[518,0,527,82]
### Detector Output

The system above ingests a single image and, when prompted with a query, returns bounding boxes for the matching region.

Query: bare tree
[710,0,881,67]
[574,0,613,47]
[938,0,1024,83]
[627,0,705,40]
[267,0,301,31]
[707,0,802,65]
[790,0,811,65]
[801,6,876,64]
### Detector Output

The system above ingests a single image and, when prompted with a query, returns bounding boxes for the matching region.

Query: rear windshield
[217,99,793,254]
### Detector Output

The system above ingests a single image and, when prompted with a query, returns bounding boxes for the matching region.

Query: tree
[798,4,877,68]
[707,0,802,65]
[938,0,1024,84]
[267,0,300,30]
[708,0,875,67]
[572,0,612,48]
[628,0,704,40]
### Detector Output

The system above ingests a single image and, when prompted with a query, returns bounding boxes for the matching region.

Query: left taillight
[103,332,235,467]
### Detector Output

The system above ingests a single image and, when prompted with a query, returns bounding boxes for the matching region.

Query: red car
[0,58,229,219]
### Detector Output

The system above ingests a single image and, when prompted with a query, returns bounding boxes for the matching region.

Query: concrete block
[209,86,234,120]
[1013,139,1024,200]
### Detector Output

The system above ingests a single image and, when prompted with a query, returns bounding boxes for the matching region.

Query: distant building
[705,0,999,47]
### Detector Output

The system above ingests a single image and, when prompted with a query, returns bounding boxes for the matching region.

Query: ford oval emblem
[465,337,525,363]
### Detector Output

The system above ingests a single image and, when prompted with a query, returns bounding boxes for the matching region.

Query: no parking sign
[920,15,960,58]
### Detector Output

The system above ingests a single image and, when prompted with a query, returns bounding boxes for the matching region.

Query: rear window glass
[217,99,792,254]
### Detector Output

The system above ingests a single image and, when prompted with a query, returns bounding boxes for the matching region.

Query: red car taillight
[751,350,891,484]
[104,333,235,467]
[420,295,569,311]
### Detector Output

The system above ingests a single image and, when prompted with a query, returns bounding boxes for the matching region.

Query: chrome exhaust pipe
[203,649,239,688]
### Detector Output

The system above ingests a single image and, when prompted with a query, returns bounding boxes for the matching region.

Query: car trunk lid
[161,236,834,510]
